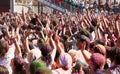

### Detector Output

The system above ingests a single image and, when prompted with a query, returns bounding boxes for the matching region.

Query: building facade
[0,0,10,12]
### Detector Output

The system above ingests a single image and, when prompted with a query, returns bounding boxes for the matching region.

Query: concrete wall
[14,4,29,13]
[14,4,53,14]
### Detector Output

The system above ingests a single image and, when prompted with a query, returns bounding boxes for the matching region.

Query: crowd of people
[0,7,120,74]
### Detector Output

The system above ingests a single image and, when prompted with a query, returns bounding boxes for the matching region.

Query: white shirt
[0,45,15,74]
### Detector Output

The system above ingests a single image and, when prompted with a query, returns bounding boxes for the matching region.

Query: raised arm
[54,34,65,54]
[49,33,57,64]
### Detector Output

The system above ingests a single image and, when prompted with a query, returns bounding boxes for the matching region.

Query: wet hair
[37,38,44,49]
[40,44,52,66]
[95,39,105,46]
[40,44,52,56]
[41,20,47,27]
[90,42,96,50]
[30,18,37,25]
[0,65,9,74]
[52,20,57,27]
[90,25,95,33]
[13,56,26,74]
[91,19,97,27]
[35,67,52,74]
[1,28,8,36]
[108,47,120,64]
[0,40,8,57]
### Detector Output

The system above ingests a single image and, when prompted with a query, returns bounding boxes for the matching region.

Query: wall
[14,4,29,13]
[0,0,10,12]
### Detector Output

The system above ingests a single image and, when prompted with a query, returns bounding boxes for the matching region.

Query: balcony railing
[38,0,77,13]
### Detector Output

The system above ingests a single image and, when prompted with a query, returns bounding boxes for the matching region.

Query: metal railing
[38,0,77,13]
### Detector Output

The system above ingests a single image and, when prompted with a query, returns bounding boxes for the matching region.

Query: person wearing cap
[52,53,72,74]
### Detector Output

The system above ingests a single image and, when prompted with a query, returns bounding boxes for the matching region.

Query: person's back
[0,40,15,74]
[12,56,26,74]
[107,47,120,74]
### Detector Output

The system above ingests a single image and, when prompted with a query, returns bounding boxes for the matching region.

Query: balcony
[38,0,77,13]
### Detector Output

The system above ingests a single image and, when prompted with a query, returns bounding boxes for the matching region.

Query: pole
[41,3,43,14]
[10,0,14,12]
[38,2,40,13]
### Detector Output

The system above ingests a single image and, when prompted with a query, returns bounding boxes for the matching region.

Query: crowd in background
[77,0,120,14]
[0,6,120,74]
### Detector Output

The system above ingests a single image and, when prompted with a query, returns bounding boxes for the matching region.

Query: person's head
[30,60,46,74]
[40,43,52,66]
[88,53,106,72]
[80,29,90,38]
[108,47,120,65]
[91,19,97,27]
[35,67,52,74]
[115,38,120,48]
[76,35,90,50]
[90,25,95,33]
[59,53,72,70]
[95,39,105,46]
[41,20,47,27]
[93,44,106,56]
[68,49,77,63]
[13,56,26,74]
[40,43,52,56]
[37,38,44,49]
[0,39,8,57]
[72,61,90,74]
[30,18,38,25]
[0,65,9,74]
